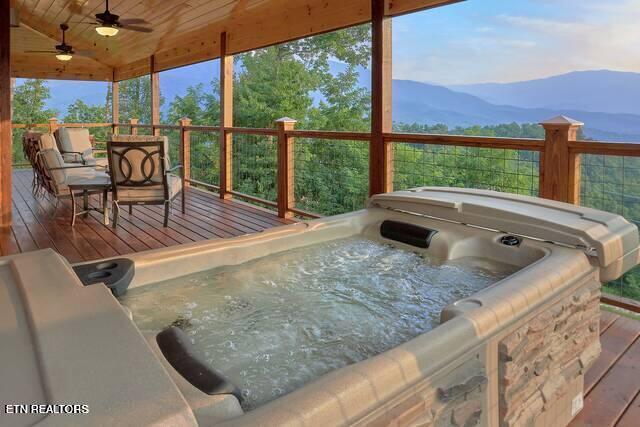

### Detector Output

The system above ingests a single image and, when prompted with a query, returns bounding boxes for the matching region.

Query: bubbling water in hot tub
[120,237,518,411]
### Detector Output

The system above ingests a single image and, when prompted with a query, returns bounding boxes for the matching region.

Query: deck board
[569,311,640,427]
[0,169,292,261]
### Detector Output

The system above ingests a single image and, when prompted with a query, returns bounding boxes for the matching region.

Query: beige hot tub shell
[1,188,638,427]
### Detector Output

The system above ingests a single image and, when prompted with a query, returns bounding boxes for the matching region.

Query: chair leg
[163,201,170,227]
[112,202,120,228]
[51,198,60,219]
[181,191,186,214]
[129,205,133,215]
[70,190,77,227]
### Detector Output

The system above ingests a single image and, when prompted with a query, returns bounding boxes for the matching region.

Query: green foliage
[11,80,58,165]
[167,83,220,126]
[117,75,164,124]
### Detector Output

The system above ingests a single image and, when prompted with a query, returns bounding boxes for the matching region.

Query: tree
[11,79,58,165]
[12,79,58,125]
[117,75,164,124]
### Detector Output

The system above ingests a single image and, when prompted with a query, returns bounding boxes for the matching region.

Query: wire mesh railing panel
[580,154,640,301]
[294,138,369,215]
[157,128,181,169]
[232,133,278,203]
[393,143,540,196]
[190,130,221,187]
[133,126,154,136]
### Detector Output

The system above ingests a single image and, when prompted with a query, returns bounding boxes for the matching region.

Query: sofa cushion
[58,128,93,163]
[115,174,182,203]
[39,149,68,193]
[38,133,58,151]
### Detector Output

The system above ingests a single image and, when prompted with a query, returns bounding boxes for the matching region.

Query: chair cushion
[38,133,58,151]
[167,174,182,199]
[116,175,182,203]
[58,128,93,163]
[39,149,68,193]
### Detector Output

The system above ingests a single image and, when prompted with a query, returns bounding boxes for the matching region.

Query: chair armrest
[48,165,97,171]
[166,164,183,174]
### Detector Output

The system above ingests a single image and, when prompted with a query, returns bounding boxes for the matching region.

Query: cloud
[392,0,640,85]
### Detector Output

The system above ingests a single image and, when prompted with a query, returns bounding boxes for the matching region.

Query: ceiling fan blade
[23,50,59,54]
[67,21,99,25]
[120,25,153,33]
[118,18,149,25]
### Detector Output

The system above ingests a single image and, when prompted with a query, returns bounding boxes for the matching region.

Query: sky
[393,0,640,85]
[18,0,640,112]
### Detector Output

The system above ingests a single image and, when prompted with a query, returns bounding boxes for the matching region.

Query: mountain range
[34,67,640,142]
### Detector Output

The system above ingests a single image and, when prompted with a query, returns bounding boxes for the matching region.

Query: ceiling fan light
[96,26,119,37]
[55,53,73,61]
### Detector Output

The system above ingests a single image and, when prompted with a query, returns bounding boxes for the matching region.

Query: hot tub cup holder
[72,258,135,297]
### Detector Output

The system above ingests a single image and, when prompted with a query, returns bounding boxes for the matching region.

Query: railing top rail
[12,122,112,129]
[569,140,640,156]
[184,125,221,132]
[287,129,371,141]
[153,124,182,130]
[384,132,545,151]
[225,126,278,136]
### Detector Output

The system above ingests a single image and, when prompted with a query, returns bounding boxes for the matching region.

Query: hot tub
[2,188,638,427]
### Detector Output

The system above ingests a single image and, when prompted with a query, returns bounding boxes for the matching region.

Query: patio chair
[36,148,111,219]
[107,137,184,228]
[54,127,108,167]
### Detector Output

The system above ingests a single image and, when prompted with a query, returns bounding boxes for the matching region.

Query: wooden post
[150,55,160,136]
[129,118,139,135]
[48,117,59,134]
[540,115,583,204]
[179,117,192,187]
[112,80,119,134]
[276,118,297,219]
[369,0,393,196]
[0,0,11,227]
[219,31,234,200]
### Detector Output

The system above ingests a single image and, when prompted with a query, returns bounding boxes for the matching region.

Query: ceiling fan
[24,24,94,62]
[77,0,153,37]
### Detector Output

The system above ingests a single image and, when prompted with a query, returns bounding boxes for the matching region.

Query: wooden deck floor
[0,169,292,263]
[570,310,640,427]
[1,170,639,426]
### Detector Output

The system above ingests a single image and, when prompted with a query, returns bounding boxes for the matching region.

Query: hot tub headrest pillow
[156,326,243,402]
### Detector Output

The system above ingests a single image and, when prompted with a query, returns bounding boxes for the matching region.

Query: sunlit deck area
[0,169,292,263]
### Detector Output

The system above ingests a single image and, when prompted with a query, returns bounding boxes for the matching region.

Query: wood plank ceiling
[10,0,458,81]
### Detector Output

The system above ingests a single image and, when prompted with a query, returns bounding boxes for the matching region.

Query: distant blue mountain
[23,66,640,142]
[392,79,640,141]
[450,70,640,115]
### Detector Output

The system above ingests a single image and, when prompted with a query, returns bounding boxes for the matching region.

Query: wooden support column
[129,118,139,135]
[179,117,192,189]
[112,80,119,134]
[540,115,583,204]
[219,31,234,200]
[276,118,297,219]
[150,55,160,136]
[369,0,393,196]
[48,117,58,134]
[0,0,11,227]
